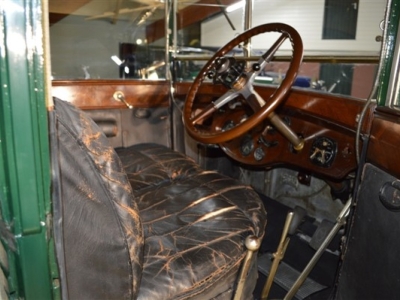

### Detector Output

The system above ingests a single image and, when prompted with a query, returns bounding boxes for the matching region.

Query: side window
[49,1,167,80]
[323,0,359,39]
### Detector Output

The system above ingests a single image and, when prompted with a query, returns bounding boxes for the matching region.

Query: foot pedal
[309,219,334,251]
[258,253,326,299]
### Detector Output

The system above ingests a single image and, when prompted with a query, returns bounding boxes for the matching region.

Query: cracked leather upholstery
[117,144,266,299]
[54,99,144,299]
[53,98,266,300]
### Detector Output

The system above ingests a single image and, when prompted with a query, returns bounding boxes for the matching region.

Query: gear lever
[261,206,306,300]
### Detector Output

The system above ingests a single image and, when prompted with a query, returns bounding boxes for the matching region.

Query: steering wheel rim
[183,23,303,144]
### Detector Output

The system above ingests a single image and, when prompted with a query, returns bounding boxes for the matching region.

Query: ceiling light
[111,55,123,66]
[226,1,244,13]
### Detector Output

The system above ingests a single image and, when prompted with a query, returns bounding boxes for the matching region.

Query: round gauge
[309,136,337,167]
[254,147,265,161]
[240,135,254,157]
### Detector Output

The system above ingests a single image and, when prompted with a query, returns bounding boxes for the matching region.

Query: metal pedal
[258,253,327,300]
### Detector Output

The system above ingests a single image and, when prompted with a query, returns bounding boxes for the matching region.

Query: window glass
[49,0,385,99]
[322,0,358,40]
[49,0,167,80]
[174,0,385,99]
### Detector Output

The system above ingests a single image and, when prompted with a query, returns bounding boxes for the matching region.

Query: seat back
[52,98,143,299]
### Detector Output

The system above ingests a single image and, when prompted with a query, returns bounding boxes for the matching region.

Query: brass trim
[233,235,261,300]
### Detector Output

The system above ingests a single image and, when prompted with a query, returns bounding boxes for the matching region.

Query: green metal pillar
[377,0,400,106]
[0,0,57,298]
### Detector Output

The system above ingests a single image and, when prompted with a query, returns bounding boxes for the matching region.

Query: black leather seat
[52,98,266,299]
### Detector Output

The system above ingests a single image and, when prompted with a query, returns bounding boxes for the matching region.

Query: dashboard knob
[252,63,261,71]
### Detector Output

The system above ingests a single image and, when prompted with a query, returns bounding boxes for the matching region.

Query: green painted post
[377,0,400,106]
[0,0,58,298]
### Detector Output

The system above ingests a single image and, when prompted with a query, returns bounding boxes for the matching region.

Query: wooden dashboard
[52,80,170,109]
[175,82,374,180]
[52,79,375,181]
[367,108,400,179]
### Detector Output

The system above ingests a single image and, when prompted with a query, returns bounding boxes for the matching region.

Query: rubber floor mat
[258,253,327,300]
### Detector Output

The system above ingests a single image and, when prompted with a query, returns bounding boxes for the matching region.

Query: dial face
[240,135,254,157]
[309,136,337,167]
[254,147,265,161]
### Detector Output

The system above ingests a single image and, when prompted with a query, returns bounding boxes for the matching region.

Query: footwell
[254,193,343,300]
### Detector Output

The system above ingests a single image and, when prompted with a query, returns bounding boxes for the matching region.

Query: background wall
[201,0,386,55]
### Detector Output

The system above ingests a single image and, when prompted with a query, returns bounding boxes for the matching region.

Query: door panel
[336,163,400,299]
[335,109,400,298]
[84,108,170,148]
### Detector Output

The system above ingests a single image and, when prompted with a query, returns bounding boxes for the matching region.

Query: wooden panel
[220,113,358,179]
[175,81,375,179]
[281,88,373,134]
[367,109,400,178]
[175,82,374,133]
[52,80,170,109]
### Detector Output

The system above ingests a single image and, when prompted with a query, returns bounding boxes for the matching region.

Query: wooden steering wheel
[183,23,303,144]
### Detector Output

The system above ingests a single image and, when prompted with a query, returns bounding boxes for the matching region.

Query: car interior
[2,0,400,299]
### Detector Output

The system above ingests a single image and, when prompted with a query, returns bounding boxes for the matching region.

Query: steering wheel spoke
[191,89,240,125]
[235,84,264,113]
[247,90,266,111]
[261,32,289,63]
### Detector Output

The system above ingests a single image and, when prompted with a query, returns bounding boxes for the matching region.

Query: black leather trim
[54,99,143,299]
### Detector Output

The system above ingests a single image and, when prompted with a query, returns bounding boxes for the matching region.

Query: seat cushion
[117,144,267,300]
[116,143,202,193]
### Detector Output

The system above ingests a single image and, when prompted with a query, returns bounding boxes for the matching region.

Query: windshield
[49,0,385,99]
